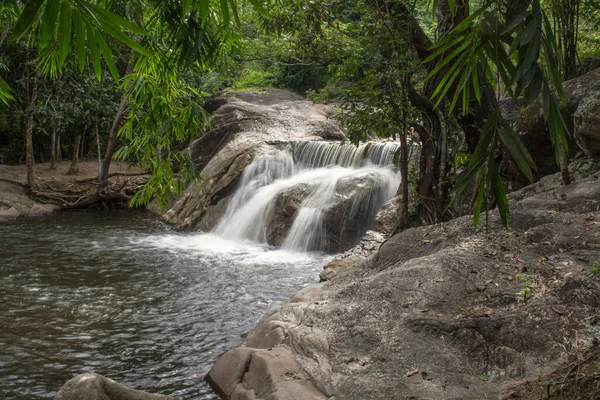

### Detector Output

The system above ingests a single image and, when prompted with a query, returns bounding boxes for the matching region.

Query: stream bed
[0,210,331,399]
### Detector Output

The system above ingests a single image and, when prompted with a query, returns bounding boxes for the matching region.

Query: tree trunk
[96,123,102,177]
[68,135,81,175]
[56,134,62,162]
[50,127,56,170]
[560,141,571,185]
[98,53,135,194]
[24,65,38,190]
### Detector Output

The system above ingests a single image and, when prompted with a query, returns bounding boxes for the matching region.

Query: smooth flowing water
[215,142,400,252]
[0,211,331,399]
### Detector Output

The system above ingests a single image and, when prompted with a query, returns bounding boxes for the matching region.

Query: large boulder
[55,373,174,400]
[574,90,600,156]
[162,90,344,230]
[265,173,392,253]
[515,67,600,178]
[208,173,600,399]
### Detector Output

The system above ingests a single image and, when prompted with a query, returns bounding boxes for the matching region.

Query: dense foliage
[1,0,599,225]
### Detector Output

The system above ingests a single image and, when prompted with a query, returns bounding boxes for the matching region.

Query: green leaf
[220,0,230,24]
[12,0,45,39]
[95,31,119,82]
[455,152,488,194]
[85,20,102,80]
[39,0,61,49]
[182,0,192,17]
[472,171,486,229]
[490,160,509,227]
[247,0,267,16]
[199,0,209,24]
[58,1,71,67]
[498,125,535,182]
[80,1,146,35]
[502,11,529,34]
[73,8,86,72]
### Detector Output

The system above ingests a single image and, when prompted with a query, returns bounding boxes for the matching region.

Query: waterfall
[214,142,400,253]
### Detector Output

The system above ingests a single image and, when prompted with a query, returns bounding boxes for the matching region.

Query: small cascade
[214,141,400,253]
[293,141,399,168]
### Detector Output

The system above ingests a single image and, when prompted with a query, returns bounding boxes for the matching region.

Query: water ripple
[0,210,331,399]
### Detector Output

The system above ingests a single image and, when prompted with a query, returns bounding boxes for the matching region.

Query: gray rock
[208,174,600,400]
[0,206,20,221]
[574,90,600,156]
[0,178,57,221]
[515,67,600,179]
[163,90,345,230]
[54,373,174,400]
[374,195,401,235]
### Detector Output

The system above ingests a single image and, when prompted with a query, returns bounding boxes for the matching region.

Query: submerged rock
[263,172,395,253]
[55,373,174,400]
[208,172,600,399]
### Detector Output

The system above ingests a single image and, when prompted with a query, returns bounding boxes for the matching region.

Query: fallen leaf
[546,210,559,215]
[406,369,419,377]
[551,307,566,315]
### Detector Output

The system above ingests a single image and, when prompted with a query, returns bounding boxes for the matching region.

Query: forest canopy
[1,0,599,226]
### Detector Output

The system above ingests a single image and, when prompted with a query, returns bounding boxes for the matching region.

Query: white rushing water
[214,141,400,253]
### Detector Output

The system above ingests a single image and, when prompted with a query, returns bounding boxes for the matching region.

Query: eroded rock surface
[163,90,344,230]
[0,166,58,221]
[54,373,174,400]
[208,173,600,399]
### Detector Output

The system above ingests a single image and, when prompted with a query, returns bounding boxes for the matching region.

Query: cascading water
[214,141,400,253]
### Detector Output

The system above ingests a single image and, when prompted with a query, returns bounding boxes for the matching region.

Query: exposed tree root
[75,171,150,183]
[64,192,131,209]
[30,175,148,210]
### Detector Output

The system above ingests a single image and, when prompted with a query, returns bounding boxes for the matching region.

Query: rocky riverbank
[0,161,146,221]
[207,169,600,400]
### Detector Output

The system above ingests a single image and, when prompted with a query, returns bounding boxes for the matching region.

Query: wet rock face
[54,373,174,400]
[208,173,600,400]
[162,90,344,230]
[574,91,600,156]
[265,173,389,253]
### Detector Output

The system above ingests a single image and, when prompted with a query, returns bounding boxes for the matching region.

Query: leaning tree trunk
[97,53,135,195]
[68,135,81,175]
[24,65,38,190]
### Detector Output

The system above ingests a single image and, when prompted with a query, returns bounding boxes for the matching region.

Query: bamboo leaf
[490,160,509,227]
[472,67,481,103]
[39,0,61,49]
[498,125,535,182]
[12,0,45,39]
[58,1,71,67]
[73,8,86,72]
[472,171,486,229]
[85,20,102,80]
[247,0,267,16]
[95,31,119,82]
[502,11,529,34]
[220,0,230,24]
[79,1,146,35]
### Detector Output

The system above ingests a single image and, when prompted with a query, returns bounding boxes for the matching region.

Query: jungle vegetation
[1,0,599,227]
